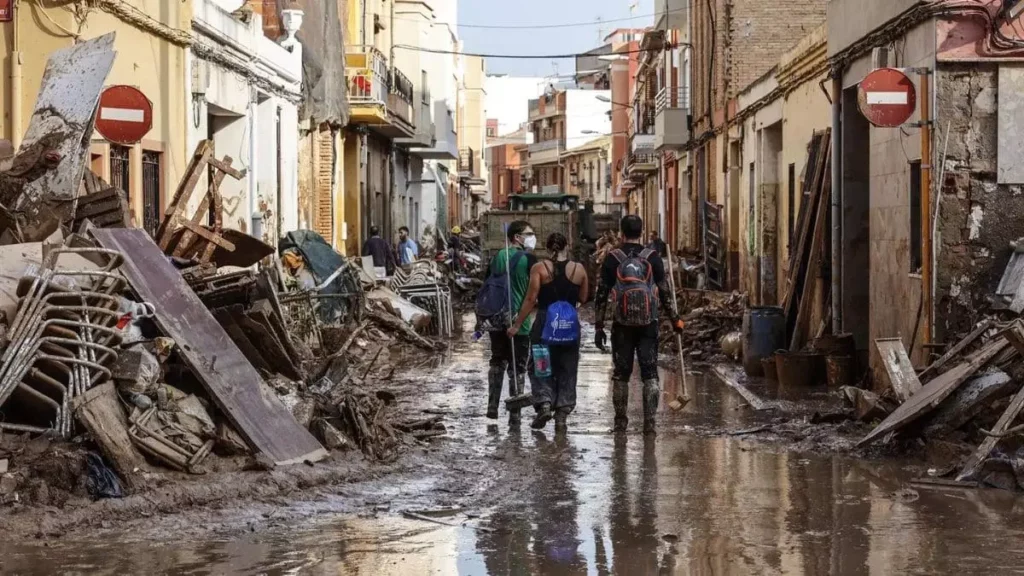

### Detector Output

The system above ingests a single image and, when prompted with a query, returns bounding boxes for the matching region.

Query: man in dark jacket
[595,215,684,435]
[647,231,668,258]
[362,225,397,276]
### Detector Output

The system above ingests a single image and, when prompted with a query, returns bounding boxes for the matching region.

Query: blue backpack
[541,300,580,344]
[475,250,526,332]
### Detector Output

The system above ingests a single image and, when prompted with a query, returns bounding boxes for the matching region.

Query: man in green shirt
[486,220,537,426]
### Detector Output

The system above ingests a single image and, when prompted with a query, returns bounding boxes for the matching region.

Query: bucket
[742,307,786,377]
[762,356,778,382]
[775,350,826,388]
[811,333,856,357]
[825,355,853,388]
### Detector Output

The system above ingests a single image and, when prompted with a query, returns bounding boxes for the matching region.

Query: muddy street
[0,319,1022,574]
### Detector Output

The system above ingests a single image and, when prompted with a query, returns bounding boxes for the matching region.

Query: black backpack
[475,250,526,332]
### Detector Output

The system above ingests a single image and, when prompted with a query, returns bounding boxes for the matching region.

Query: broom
[666,249,692,411]
[503,226,533,411]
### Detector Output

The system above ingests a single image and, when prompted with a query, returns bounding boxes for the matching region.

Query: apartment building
[526,88,610,194]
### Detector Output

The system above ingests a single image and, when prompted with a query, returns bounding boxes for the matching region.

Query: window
[421,70,430,104]
[142,150,162,236]
[109,145,131,194]
[910,160,922,273]
[788,163,796,242]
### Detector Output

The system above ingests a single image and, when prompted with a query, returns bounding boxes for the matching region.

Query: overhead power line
[394,43,690,60]
[421,7,690,30]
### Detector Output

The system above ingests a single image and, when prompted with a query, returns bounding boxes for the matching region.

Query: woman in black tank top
[508,233,589,431]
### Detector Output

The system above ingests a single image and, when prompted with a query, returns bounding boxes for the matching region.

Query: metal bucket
[762,356,778,382]
[742,307,786,377]
[775,350,826,388]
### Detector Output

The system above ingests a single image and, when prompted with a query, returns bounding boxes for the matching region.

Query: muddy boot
[531,403,553,430]
[612,379,629,433]
[642,379,660,435]
[554,411,568,432]
[486,366,504,420]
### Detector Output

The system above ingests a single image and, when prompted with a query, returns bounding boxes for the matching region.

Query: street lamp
[596,95,632,108]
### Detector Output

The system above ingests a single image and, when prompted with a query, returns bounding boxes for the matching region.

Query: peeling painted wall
[935,62,1024,341]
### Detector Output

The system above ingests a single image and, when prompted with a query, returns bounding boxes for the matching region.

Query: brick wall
[728,0,827,97]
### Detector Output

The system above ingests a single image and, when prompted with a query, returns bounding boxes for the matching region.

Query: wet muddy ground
[3,319,1024,574]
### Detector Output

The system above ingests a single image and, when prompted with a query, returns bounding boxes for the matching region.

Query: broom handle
[665,248,691,402]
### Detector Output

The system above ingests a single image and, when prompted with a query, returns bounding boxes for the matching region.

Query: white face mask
[523,235,537,250]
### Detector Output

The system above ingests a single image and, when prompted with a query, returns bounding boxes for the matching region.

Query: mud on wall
[935,63,1024,342]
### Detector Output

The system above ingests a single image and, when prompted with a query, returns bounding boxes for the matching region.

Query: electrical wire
[394,43,691,60]
[393,6,691,30]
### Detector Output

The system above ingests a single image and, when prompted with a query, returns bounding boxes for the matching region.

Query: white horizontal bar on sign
[100,107,145,123]
[866,91,909,105]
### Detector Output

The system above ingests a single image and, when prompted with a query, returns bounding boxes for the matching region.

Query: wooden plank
[918,320,993,382]
[73,382,145,491]
[242,308,302,380]
[957,382,1024,482]
[859,338,1009,446]
[782,131,830,312]
[252,298,299,364]
[876,338,922,402]
[91,228,326,465]
[711,364,774,411]
[157,141,213,251]
[790,157,831,351]
[213,307,272,374]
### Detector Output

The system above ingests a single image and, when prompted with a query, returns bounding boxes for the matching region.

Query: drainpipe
[831,76,842,334]
[10,1,23,147]
[249,99,259,237]
[919,67,933,348]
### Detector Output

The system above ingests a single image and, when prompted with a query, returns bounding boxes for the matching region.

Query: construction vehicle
[478,193,617,266]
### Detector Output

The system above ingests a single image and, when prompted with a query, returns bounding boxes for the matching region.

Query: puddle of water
[6,318,1024,574]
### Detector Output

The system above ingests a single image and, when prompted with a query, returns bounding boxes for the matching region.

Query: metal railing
[656,86,690,113]
[528,139,563,153]
[390,68,414,105]
[459,148,475,175]
[345,45,389,106]
[628,152,659,168]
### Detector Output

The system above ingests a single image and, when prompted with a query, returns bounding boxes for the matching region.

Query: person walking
[647,231,668,259]
[450,226,463,273]
[481,220,537,426]
[397,226,419,266]
[594,215,684,435]
[508,232,589,432]
[362,225,397,276]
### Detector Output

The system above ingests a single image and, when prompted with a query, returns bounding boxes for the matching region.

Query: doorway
[841,87,871,351]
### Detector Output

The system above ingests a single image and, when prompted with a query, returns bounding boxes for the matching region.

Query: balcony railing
[528,139,562,153]
[390,68,414,106]
[459,148,475,176]
[346,45,389,106]
[656,86,690,113]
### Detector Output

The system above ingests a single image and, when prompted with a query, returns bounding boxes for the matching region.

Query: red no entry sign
[858,68,917,128]
[95,85,153,146]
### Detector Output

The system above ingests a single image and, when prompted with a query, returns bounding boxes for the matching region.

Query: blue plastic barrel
[742,306,786,377]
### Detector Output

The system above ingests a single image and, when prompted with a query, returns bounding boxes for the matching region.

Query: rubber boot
[509,373,525,427]
[642,379,660,435]
[554,411,569,432]
[531,403,553,430]
[612,379,629,433]
[486,366,504,420]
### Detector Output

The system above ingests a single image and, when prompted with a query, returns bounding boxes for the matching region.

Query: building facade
[526,88,610,194]
[560,136,615,213]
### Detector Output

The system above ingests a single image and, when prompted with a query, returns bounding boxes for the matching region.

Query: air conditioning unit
[871,47,891,70]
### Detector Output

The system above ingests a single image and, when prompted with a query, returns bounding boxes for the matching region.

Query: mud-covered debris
[841,386,895,422]
[662,290,746,364]
[315,420,350,451]
[112,347,162,395]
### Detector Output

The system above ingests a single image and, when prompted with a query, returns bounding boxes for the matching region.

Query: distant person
[477,220,537,427]
[397,226,419,266]
[594,230,618,266]
[450,226,463,273]
[509,232,589,431]
[647,231,668,258]
[362,225,396,276]
[594,215,684,436]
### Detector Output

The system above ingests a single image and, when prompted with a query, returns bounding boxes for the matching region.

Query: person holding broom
[593,215,685,436]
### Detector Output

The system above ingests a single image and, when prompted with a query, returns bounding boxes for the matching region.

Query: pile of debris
[662,290,747,364]
[0,37,447,507]
[857,320,1024,491]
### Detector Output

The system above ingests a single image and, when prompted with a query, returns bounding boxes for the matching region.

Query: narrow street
[2,318,1023,574]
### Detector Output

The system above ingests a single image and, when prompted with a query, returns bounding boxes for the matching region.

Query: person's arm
[594,254,617,327]
[577,262,590,304]
[411,241,419,258]
[510,262,543,336]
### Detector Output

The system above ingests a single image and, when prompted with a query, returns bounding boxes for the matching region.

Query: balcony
[459,148,485,184]
[528,94,565,122]
[528,139,564,166]
[627,152,659,177]
[396,93,435,148]
[631,133,657,154]
[345,46,415,138]
[417,103,458,160]
[387,68,415,137]
[655,87,690,150]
